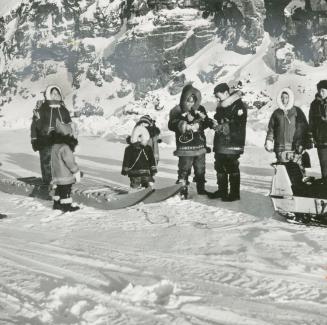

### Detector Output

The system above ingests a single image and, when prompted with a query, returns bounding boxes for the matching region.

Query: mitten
[31,139,39,152]
[295,145,303,154]
[264,140,274,153]
[74,171,81,183]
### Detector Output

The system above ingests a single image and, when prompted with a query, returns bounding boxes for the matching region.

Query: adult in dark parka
[208,83,247,201]
[265,88,310,162]
[309,80,327,182]
[30,85,72,185]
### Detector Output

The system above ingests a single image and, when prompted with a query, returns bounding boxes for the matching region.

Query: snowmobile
[270,151,327,226]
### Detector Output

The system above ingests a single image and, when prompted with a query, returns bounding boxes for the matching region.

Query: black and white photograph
[0,0,326,324]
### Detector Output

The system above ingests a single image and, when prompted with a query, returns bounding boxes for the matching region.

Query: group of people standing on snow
[30,79,327,211]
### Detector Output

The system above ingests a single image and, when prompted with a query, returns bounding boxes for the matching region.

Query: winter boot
[207,173,228,199]
[196,182,207,195]
[59,197,80,212]
[177,179,188,199]
[53,196,61,210]
[222,173,240,202]
[60,203,80,213]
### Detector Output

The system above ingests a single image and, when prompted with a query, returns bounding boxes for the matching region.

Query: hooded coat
[266,88,310,152]
[168,85,213,157]
[50,131,79,185]
[31,85,72,151]
[122,125,157,178]
[213,90,247,155]
[135,115,161,164]
[309,92,327,148]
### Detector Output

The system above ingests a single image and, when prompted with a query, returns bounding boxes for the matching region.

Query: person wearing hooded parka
[168,84,214,196]
[265,88,310,162]
[30,85,72,185]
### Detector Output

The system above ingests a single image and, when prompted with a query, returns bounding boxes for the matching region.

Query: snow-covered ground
[0,129,326,325]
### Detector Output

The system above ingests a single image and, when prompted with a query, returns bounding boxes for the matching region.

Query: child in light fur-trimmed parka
[122,125,157,190]
[50,120,82,212]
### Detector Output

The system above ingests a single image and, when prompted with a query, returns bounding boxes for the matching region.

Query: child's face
[50,88,61,100]
[185,96,195,111]
[215,90,229,102]
[319,88,327,100]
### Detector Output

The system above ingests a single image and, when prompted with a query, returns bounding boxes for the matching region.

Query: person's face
[319,88,327,100]
[215,91,229,102]
[50,88,61,100]
[185,96,195,111]
[281,92,289,106]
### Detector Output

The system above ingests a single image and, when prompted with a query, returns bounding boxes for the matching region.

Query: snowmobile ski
[270,161,327,226]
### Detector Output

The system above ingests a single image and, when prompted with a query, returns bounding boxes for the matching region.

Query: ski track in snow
[0,191,326,325]
[0,134,326,324]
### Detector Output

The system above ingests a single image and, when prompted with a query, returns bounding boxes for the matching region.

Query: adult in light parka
[30,85,72,185]
[208,83,247,201]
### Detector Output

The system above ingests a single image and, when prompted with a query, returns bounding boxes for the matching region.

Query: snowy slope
[0,0,22,16]
[0,129,326,325]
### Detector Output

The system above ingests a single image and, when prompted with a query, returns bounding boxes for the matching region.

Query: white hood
[276,88,294,111]
[44,85,63,101]
[130,125,150,146]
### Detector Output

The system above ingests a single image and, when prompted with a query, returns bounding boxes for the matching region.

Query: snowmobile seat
[283,162,327,199]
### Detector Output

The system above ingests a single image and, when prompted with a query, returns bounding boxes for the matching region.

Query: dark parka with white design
[168,84,214,156]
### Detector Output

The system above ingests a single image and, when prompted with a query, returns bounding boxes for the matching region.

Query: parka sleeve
[296,108,310,147]
[146,146,157,176]
[266,112,275,142]
[30,105,41,141]
[60,103,72,123]
[121,146,130,176]
[196,106,213,130]
[168,108,187,134]
[308,102,316,143]
[30,116,38,141]
[61,146,79,174]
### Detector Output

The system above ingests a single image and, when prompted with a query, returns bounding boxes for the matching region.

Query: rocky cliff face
[264,0,327,72]
[0,0,326,113]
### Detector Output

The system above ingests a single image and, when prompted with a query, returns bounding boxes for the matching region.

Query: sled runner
[72,187,154,210]
[0,174,185,210]
[270,161,327,226]
[142,183,185,204]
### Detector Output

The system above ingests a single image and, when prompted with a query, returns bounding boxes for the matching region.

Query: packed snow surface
[0,129,326,325]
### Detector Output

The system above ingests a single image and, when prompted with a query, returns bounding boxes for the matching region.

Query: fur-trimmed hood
[44,85,63,102]
[49,131,78,152]
[180,84,202,112]
[276,88,294,111]
[130,125,150,146]
[219,90,243,108]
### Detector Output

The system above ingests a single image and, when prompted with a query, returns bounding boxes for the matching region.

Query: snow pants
[214,153,240,198]
[177,154,205,184]
[39,145,52,185]
[129,175,154,189]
